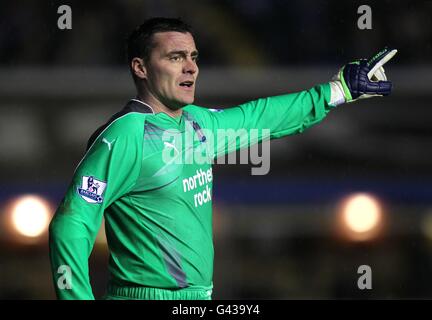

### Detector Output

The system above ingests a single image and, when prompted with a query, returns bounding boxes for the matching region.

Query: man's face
[144,31,199,110]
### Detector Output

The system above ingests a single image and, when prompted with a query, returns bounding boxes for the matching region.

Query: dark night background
[1,0,432,299]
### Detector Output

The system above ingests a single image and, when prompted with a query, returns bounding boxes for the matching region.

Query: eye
[170,56,182,62]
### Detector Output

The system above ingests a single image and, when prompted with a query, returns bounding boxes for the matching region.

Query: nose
[183,57,198,75]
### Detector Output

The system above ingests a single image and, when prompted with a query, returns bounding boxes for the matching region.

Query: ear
[131,57,147,80]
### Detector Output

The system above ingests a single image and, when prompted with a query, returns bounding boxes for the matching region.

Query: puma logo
[102,138,116,151]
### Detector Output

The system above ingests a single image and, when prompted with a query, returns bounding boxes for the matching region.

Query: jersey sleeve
[49,115,143,300]
[188,83,333,158]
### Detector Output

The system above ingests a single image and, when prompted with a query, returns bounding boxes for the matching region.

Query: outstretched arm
[188,48,397,158]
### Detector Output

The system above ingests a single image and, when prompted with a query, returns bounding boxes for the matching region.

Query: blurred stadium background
[1,0,432,299]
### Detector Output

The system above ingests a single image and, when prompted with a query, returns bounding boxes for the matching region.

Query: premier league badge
[77,175,106,204]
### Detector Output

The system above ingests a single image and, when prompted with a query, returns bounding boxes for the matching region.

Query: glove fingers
[367,48,397,79]
[339,49,396,102]
[370,66,387,81]
[366,80,392,96]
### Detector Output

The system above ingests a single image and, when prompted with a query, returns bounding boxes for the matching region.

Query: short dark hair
[127,17,193,66]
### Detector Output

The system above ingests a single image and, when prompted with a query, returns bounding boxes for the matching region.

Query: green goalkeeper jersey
[49,83,334,299]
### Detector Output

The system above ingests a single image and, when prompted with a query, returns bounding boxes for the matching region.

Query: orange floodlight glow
[338,193,383,241]
[7,195,53,241]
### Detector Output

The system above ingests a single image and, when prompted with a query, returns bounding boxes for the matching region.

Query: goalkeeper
[49,17,397,300]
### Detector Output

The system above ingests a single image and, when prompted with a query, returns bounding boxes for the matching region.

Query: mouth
[179,80,195,90]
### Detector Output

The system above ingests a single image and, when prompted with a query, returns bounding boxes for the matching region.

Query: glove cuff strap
[329,81,346,107]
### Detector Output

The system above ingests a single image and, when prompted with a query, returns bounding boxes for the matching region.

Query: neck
[137,91,183,118]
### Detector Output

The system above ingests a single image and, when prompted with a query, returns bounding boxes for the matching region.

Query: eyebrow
[167,50,199,57]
